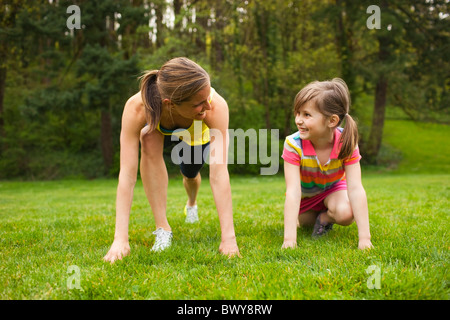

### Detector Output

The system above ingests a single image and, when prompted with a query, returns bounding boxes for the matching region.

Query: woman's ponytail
[139,58,210,134]
[139,70,161,132]
[338,113,359,160]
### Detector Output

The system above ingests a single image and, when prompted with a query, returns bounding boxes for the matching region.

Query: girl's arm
[204,92,239,257]
[345,162,373,250]
[103,95,144,263]
[282,161,301,248]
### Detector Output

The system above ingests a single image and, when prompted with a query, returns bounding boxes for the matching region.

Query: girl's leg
[140,129,171,231]
[321,190,354,226]
[298,210,320,227]
[183,172,201,207]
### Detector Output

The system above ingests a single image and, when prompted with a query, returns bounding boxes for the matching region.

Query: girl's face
[295,101,330,141]
[172,85,212,121]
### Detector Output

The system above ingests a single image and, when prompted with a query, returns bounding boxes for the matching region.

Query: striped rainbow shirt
[282,128,361,199]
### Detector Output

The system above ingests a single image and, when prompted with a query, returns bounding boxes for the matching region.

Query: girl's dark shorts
[164,135,210,178]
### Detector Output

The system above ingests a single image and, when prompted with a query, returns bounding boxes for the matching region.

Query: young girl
[281,78,373,250]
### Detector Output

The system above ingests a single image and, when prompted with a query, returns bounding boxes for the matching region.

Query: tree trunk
[365,75,387,163]
[254,5,271,129]
[155,2,165,49]
[211,2,225,70]
[173,0,183,38]
[336,0,356,97]
[0,66,6,152]
[366,20,390,164]
[364,1,390,164]
[101,108,113,173]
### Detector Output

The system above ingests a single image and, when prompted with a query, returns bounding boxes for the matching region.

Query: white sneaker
[184,205,199,223]
[151,228,173,252]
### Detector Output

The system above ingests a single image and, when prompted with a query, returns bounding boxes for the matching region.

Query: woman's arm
[103,95,145,263]
[204,92,239,257]
[345,162,373,250]
[282,161,302,248]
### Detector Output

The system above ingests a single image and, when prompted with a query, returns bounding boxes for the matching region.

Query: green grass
[0,174,448,300]
[0,118,449,300]
[382,120,450,174]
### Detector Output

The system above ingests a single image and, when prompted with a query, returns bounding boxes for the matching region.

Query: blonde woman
[103,57,239,263]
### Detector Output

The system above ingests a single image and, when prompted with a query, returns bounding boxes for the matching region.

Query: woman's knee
[140,129,163,158]
[182,172,201,181]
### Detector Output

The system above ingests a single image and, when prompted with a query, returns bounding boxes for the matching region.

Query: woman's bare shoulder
[125,92,144,111]
[204,89,229,129]
[122,92,147,129]
[124,92,146,117]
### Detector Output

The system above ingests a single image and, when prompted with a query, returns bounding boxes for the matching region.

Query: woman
[103,57,239,263]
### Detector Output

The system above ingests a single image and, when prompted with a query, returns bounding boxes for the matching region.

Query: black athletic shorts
[164,135,210,178]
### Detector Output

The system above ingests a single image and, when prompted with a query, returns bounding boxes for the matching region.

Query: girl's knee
[298,210,318,227]
[334,203,354,226]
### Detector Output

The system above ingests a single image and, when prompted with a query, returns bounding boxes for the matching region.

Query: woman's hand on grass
[103,239,130,263]
[281,240,297,249]
[219,238,240,258]
[358,238,373,250]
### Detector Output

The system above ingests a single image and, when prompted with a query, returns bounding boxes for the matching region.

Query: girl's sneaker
[312,213,333,238]
[151,228,173,252]
[184,205,199,223]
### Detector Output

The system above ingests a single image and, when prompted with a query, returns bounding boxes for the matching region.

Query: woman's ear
[162,98,173,109]
[328,114,340,128]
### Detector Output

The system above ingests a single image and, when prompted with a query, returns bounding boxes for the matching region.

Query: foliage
[0,0,448,179]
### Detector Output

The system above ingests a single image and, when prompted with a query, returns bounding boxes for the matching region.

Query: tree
[70,0,146,173]
[328,0,449,163]
[2,0,447,178]
[0,0,72,177]
[76,44,139,172]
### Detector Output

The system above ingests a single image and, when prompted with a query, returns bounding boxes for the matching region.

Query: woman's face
[173,85,212,121]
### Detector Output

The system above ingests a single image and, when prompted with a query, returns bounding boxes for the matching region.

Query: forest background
[0,0,448,180]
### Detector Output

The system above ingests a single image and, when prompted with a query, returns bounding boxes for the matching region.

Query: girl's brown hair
[139,57,210,131]
[293,78,358,160]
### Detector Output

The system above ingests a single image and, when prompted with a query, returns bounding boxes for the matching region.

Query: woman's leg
[183,172,201,207]
[140,128,171,231]
[179,142,208,208]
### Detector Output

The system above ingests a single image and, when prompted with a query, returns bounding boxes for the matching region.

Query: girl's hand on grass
[219,238,240,258]
[281,240,297,249]
[358,238,373,250]
[103,239,130,263]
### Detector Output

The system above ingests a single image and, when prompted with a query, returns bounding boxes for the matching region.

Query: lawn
[0,119,448,300]
[0,173,448,300]
[382,119,450,174]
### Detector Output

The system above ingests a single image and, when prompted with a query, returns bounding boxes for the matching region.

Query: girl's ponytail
[338,113,359,160]
[139,70,161,132]
[296,78,359,160]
